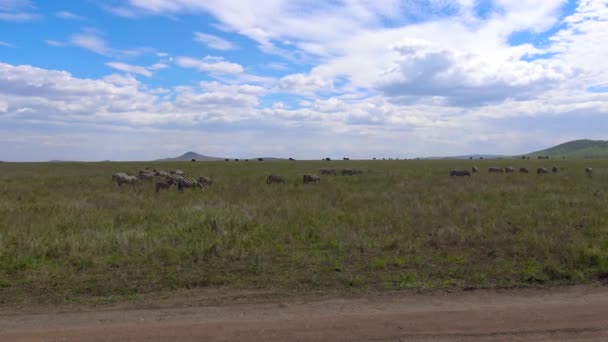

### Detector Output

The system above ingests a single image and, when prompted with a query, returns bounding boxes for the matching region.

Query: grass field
[1,159,608,305]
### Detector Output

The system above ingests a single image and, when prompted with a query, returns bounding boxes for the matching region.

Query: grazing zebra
[519,167,529,173]
[585,167,593,176]
[197,176,213,188]
[320,168,337,175]
[138,172,155,181]
[537,167,549,174]
[112,172,128,183]
[115,174,140,186]
[450,170,471,177]
[488,167,504,173]
[155,177,174,193]
[154,170,170,177]
[552,166,559,173]
[472,166,479,173]
[170,169,186,176]
[505,167,515,173]
[341,168,358,176]
[266,175,287,184]
[176,178,202,191]
[303,174,321,184]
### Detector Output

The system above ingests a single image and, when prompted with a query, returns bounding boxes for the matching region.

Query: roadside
[1,285,608,341]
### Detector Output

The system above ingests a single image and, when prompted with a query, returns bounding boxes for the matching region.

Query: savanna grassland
[1,159,608,306]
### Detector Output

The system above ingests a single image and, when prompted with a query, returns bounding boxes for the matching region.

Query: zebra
[197,176,213,188]
[112,172,128,183]
[320,168,337,175]
[488,167,504,173]
[154,170,170,177]
[450,170,471,177]
[266,175,287,184]
[176,178,202,191]
[303,174,321,184]
[519,167,529,173]
[585,167,593,176]
[155,177,175,193]
[138,171,156,181]
[115,174,140,186]
[170,169,186,176]
[537,167,549,174]
[341,168,357,176]
[505,167,515,173]
[472,166,479,173]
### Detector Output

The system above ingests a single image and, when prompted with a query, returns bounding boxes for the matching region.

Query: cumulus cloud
[175,56,244,74]
[193,32,237,50]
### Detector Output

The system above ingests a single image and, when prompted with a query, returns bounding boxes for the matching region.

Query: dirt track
[2,286,608,341]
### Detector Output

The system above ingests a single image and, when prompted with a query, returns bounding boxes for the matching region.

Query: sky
[0,0,607,161]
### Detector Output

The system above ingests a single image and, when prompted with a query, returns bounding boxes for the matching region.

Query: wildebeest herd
[450,166,594,176]
[112,167,365,192]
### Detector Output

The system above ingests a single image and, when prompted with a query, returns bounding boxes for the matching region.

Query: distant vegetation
[0,159,607,306]
[527,139,608,159]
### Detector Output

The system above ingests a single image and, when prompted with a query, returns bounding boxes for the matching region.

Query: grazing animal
[341,168,357,176]
[138,172,155,181]
[519,167,529,173]
[537,167,549,174]
[320,168,337,175]
[488,167,504,173]
[552,166,559,173]
[154,170,170,177]
[176,178,202,191]
[112,172,128,183]
[450,170,471,177]
[197,176,213,188]
[266,175,287,184]
[155,178,174,193]
[115,174,140,186]
[303,174,321,184]
[505,167,515,173]
[170,169,186,176]
[472,166,479,173]
[585,167,593,176]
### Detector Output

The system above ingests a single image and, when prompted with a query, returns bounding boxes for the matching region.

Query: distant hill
[527,139,608,159]
[156,152,224,162]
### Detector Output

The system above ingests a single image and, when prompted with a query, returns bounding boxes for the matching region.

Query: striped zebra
[320,168,337,175]
[112,172,128,183]
[266,175,287,184]
[170,169,186,176]
[155,177,175,193]
[472,166,479,173]
[303,174,320,184]
[154,170,170,177]
[176,178,202,191]
[138,171,155,181]
[585,167,593,176]
[197,176,213,188]
[341,168,357,176]
[115,174,140,186]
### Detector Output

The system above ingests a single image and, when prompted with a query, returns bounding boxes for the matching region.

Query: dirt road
[2,286,608,341]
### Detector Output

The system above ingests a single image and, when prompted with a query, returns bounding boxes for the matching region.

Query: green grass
[1,159,608,305]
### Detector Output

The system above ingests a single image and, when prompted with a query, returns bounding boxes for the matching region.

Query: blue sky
[0,0,607,161]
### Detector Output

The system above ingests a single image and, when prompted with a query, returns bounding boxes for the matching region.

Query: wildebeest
[488,167,504,173]
[505,167,515,173]
[472,166,479,173]
[585,167,593,176]
[155,177,174,193]
[303,174,321,184]
[197,176,213,188]
[450,170,471,177]
[537,167,549,174]
[320,168,337,175]
[519,167,529,173]
[176,178,202,191]
[552,166,559,173]
[266,175,287,184]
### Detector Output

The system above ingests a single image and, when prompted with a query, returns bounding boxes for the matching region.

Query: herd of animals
[111,167,365,192]
[450,166,594,177]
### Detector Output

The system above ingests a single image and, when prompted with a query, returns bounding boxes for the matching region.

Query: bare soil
[1,285,608,341]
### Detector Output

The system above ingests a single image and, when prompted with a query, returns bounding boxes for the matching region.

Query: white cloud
[0,0,39,21]
[106,62,153,77]
[175,56,244,74]
[44,39,65,47]
[193,32,237,50]
[0,40,14,47]
[70,30,154,58]
[55,10,84,20]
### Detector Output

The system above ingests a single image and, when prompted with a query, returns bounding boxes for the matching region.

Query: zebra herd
[450,166,594,177]
[112,168,213,192]
[113,167,365,191]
